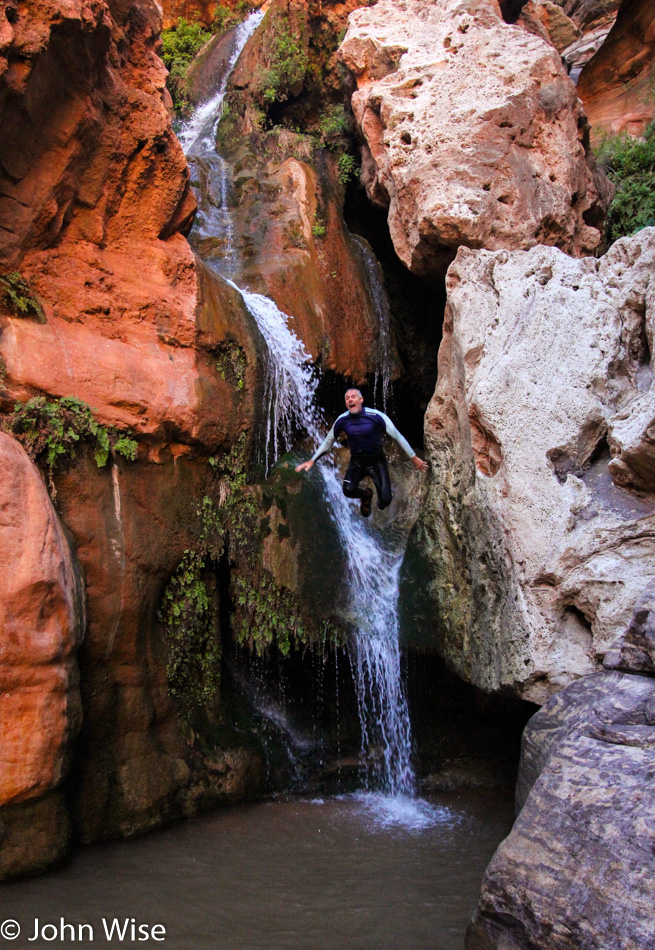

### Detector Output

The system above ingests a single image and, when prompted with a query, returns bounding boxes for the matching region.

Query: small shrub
[596,123,655,242]
[0,272,45,321]
[261,19,309,106]
[318,104,349,151]
[161,18,213,114]
[5,396,137,490]
[337,152,357,186]
[312,215,326,239]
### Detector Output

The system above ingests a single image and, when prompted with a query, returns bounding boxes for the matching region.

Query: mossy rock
[260,454,346,623]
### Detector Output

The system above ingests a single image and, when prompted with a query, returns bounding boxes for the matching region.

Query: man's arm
[295,424,336,473]
[377,411,429,471]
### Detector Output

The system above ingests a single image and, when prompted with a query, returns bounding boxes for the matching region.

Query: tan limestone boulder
[413,228,655,704]
[0,433,84,878]
[338,0,605,276]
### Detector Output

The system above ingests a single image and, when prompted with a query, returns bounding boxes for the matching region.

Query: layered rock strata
[577,0,655,140]
[407,228,655,704]
[0,434,84,879]
[467,588,655,948]
[338,0,605,276]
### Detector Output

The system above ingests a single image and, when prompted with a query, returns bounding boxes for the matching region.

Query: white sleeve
[311,424,337,462]
[378,411,416,460]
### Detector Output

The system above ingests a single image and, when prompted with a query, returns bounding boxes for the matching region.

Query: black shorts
[343,454,392,510]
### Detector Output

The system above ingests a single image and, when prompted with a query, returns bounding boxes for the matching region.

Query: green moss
[0,272,45,321]
[596,122,655,242]
[159,550,221,721]
[215,339,247,390]
[4,396,137,493]
[215,104,242,155]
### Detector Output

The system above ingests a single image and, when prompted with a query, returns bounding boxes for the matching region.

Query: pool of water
[1,789,514,950]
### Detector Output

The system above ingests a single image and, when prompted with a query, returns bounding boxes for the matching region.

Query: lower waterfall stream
[179,13,420,806]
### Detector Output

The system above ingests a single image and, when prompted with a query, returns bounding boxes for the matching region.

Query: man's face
[345,390,364,414]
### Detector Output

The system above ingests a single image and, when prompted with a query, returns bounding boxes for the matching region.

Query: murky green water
[1,789,513,950]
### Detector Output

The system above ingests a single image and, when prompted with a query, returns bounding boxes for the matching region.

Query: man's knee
[343,479,358,498]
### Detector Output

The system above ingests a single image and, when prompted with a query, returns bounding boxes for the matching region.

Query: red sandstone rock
[577,0,655,141]
[0,433,83,877]
[160,0,265,31]
[339,0,606,276]
[0,0,265,872]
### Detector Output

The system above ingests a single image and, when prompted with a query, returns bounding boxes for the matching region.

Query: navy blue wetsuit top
[311,408,415,463]
[334,408,386,459]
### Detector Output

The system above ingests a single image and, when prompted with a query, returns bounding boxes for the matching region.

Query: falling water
[179,11,264,276]
[229,284,415,796]
[180,21,415,798]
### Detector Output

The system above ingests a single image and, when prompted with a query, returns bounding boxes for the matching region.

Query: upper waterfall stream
[182,15,424,810]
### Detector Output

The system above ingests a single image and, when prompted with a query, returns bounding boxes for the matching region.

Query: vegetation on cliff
[3,396,138,493]
[217,0,359,183]
[161,4,255,114]
[597,122,655,241]
[160,436,344,723]
[0,272,45,321]
[161,18,213,113]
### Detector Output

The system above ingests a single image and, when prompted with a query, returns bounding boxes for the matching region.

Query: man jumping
[295,388,429,517]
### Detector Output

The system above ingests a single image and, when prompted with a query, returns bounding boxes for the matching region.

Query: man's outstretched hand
[295,459,315,473]
[412,456,429,472]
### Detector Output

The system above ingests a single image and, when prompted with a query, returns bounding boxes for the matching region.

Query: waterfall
[179,11,265,277]
[230,285,415,796]
[180,20,415,798]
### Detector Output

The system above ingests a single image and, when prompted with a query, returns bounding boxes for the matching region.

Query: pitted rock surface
[412,228,655,703]
[339,0,605,276]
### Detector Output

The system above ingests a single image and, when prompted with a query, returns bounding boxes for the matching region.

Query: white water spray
[230,284,415,796]
[180,20,416,799]
[180,11,264,275]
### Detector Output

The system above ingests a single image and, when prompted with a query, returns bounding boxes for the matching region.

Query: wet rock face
[411,229,655,704]
[577,0,655,140]
[467,666,655,949]
[338,0,605,277]
[0,0,267,872]
[0,434,84,879]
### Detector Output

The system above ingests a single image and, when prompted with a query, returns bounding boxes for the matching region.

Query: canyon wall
[0,0,266,876]
[405,229,655,705]
[577,0,655,140]
[0,434,84,879]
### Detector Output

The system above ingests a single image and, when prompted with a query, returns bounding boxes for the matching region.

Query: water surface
[1,789,512,950]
